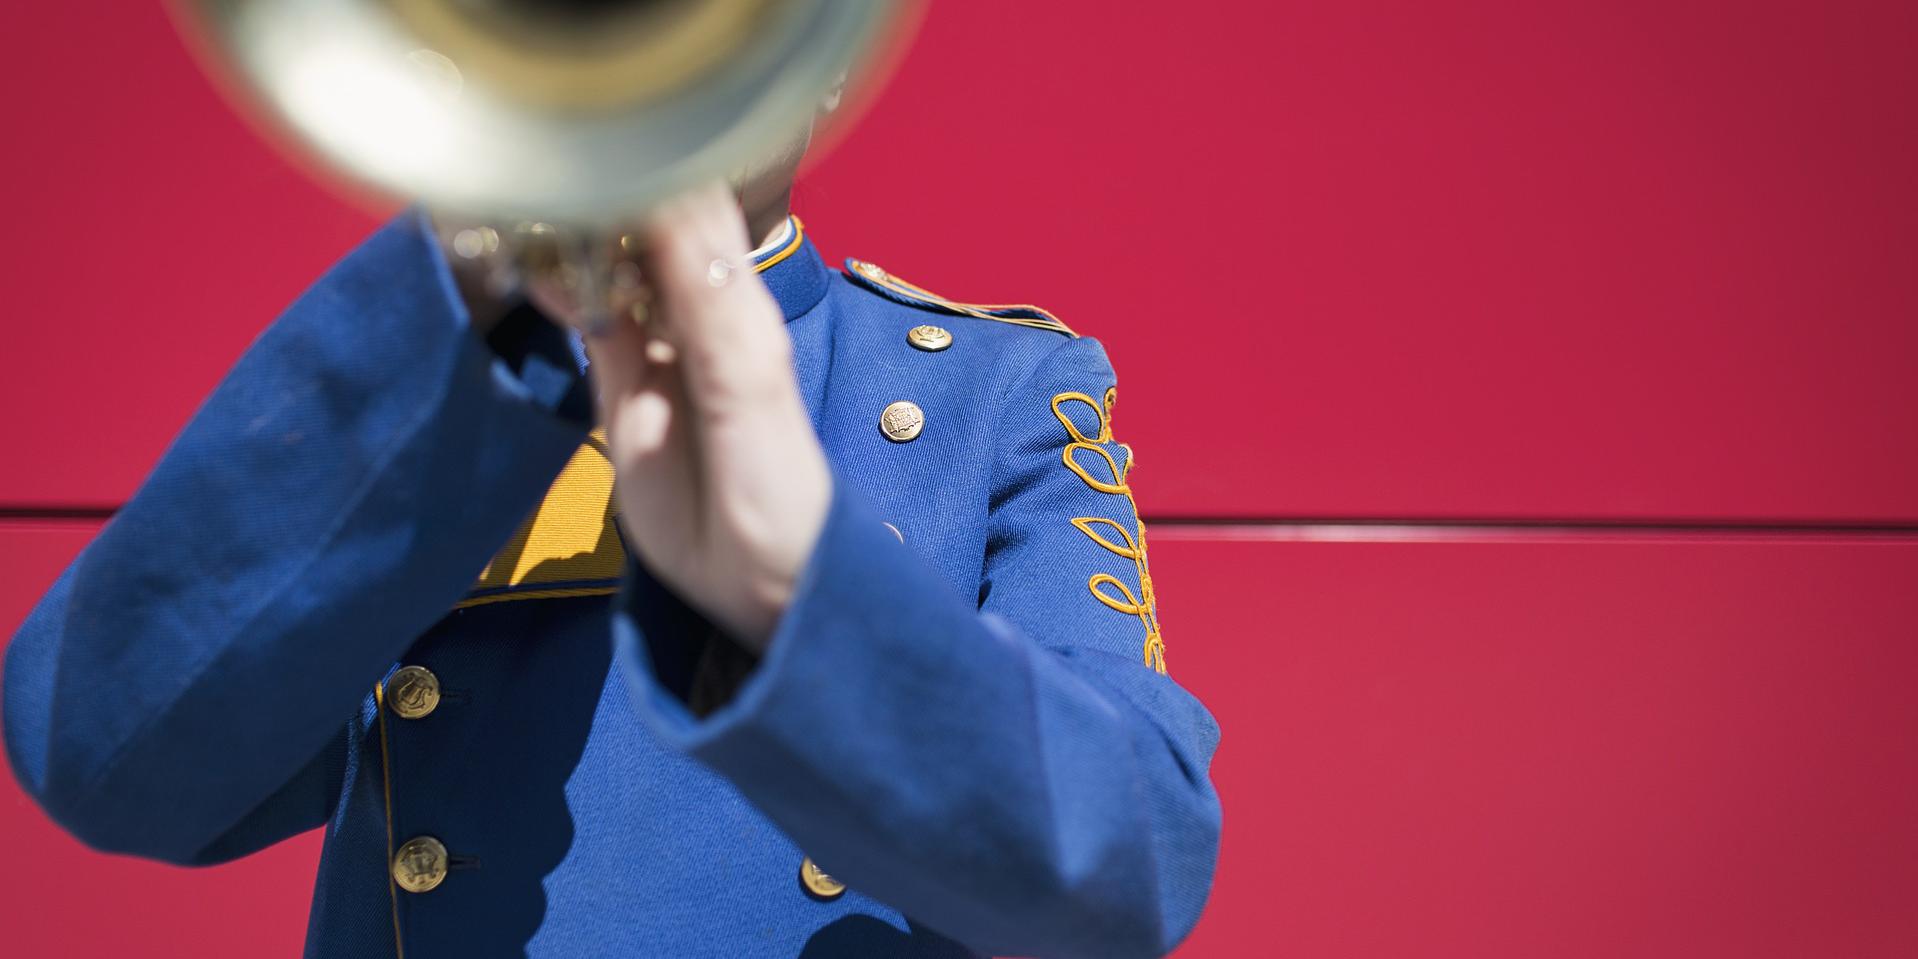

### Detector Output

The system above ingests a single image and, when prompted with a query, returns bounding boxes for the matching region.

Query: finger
[584,301,697,498]
[640,185,759,336]
[612,360,684,469]
[637,184,790,403]
[601,337,703,530]
[581,296,652,416]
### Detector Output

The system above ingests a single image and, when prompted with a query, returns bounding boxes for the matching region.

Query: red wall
[3,1,1915,956]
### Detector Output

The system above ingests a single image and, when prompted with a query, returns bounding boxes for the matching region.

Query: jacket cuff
[616,474,978,759]
[409,208,592,426]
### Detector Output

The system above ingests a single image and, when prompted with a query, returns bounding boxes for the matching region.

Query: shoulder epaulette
[843,259,1076,337]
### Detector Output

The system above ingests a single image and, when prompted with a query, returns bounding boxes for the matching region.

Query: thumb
[582,298,691,479]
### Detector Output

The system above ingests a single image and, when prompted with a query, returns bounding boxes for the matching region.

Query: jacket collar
[751,215,831,323]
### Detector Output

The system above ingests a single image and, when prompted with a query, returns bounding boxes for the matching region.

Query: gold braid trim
[845,259,1077,337]
[1051,390,1166,673]
[374,680,405,958]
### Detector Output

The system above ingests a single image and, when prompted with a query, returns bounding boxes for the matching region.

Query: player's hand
[578,184,831,652]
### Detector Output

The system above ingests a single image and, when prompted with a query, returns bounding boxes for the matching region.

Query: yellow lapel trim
[459,429,624,608]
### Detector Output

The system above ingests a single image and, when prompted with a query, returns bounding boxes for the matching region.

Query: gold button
[386,665,441,720]
[879,401,924,443]
[392,836,449,894]
[906,324,952,352]
[882,522,904,543]
[853,260,887,282]
[799,857,846,900]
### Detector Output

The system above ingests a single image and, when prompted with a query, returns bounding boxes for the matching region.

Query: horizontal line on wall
[0,506,119,521]
[1144,516,1918,545]
[5,506,1917,544]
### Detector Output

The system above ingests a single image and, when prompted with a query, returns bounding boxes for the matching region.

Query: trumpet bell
[178,0,904,227]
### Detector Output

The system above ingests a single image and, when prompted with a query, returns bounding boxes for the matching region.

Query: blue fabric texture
[3,211,1222,958]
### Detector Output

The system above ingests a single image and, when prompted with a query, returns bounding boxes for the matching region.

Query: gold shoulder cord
[1052,388,1167,673]
[847,260,1077,337]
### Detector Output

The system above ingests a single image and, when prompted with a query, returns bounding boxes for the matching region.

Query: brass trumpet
[177,0,909,325]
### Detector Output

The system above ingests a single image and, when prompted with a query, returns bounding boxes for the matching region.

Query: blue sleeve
[617,336,1222,959]
[2,211,592,865]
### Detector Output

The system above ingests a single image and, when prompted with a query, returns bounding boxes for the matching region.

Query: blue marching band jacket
[3,212,1222,958]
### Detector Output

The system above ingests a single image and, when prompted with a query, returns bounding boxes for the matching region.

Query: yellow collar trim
[753,215,806,273]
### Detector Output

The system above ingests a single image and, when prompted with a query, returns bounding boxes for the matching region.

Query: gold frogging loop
[1051,389,1166,674]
